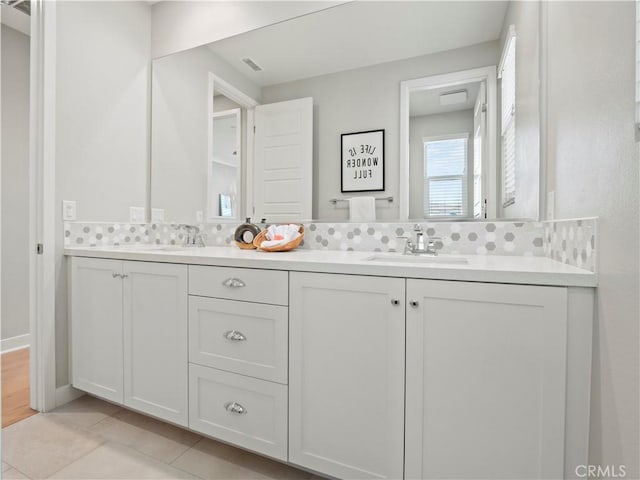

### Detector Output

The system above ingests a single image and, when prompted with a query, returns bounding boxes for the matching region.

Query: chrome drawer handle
[222,278,245,288]
[112,273,128,279]
[223,330,247,342]
[224,401,247,415]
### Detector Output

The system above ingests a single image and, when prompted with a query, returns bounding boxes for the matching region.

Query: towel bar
[329,196,393,205]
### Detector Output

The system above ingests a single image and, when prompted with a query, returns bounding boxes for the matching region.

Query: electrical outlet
[151,208,165,223]
[546,191,555,220]
[196,210,204,222]
[62,200,77,221]
[129,206,146,223]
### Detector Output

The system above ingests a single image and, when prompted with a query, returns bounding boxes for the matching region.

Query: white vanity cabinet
[289,272,406,480]
[70,257,188,426]
[405,280,569,479]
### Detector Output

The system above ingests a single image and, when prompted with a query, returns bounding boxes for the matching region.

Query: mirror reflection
[151,0,540,223]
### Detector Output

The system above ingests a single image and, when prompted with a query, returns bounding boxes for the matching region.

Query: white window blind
[423,136,468,217]
[499,26,516,207]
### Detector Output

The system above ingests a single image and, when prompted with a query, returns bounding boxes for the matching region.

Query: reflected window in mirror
[423,135,470,218]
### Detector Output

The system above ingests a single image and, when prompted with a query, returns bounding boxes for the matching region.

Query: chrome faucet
[397,224,440,255]
[178,224,206,247]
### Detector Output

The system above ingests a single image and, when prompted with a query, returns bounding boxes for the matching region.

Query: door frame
[399,65,498,220]
[207,73,258,221]
[29,0,57,412]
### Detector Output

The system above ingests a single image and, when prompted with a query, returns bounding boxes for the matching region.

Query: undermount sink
[364,253,469,265]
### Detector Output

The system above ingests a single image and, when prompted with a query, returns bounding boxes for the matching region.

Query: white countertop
[64,245,597,287]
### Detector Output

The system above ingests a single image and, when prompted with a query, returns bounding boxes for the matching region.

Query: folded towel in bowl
[261,224,301,248]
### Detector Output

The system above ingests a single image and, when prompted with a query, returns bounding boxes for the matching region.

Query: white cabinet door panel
[71,257,124,403]
[289,272,405,479]
[123,261,188,426]
[405,279,567,479]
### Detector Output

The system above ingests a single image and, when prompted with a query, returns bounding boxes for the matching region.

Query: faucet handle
[413,224,423,232]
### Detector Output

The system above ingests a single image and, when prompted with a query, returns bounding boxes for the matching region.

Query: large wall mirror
[151,0,540,223]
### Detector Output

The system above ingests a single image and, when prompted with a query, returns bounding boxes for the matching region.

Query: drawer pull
[112,273,120,278]
[222,278,246,288]
[224,401,247,415]
[390,299,400,306]
[223,330,247,342]
[409,300,419,308]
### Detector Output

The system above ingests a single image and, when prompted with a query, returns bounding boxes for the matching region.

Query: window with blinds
[423,136,468,217]
[500,26,516,207]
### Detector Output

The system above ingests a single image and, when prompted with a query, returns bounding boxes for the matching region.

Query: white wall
[500,0,540,220]
[545,2,639,477]
[151,1,343,59]
[261,41,499,220]
[1,25,30,342]
[55,1,151,386]
[151,46,260,222]
[409,110,475,219]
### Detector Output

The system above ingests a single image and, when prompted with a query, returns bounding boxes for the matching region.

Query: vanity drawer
[189,266,288,306]
[189,364,287,461]
[189,296,288,384]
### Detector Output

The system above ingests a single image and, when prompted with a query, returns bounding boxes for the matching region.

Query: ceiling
[410,81,481,118]
[207,1,509,87]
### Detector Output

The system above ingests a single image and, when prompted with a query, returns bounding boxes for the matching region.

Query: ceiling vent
[242,58,263,72]
[439,90,467,106]
[1,0,30,15]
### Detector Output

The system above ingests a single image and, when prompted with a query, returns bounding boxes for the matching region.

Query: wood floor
[2,347,37,428]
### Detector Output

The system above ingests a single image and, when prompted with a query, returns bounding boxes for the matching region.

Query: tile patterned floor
[2,395,324,479]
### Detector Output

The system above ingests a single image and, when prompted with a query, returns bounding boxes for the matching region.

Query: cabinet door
[289,272,405,479]
[70,257,124,403]
[405,280,567,479]
[123,261,188,426]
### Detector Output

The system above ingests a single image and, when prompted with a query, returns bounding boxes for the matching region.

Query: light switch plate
[151,208,165,223]
[196,210,204,222]
[129,206,146,223]
[62,200,77,221]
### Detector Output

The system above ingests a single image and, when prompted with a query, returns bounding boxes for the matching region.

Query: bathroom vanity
[66,246,595,479]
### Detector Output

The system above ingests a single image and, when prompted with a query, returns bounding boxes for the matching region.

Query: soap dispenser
[234,218,261,249]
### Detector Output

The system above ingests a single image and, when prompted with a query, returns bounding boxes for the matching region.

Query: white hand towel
[349,196,376,222]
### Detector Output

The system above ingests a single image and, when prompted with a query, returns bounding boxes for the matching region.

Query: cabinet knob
[409,300,419,308]
[224,401,247,415]
[112,273,120,278]
[223,330,247,342]
[222,278,246,288]
[390,299,400,306]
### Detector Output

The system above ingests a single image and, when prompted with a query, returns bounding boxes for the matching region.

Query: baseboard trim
[55,384,85,407]
[1,333,30,353]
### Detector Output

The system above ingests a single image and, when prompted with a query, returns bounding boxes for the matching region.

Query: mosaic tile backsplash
[64,218,597,272]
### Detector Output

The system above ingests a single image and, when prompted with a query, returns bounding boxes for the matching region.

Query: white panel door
[123,261,188,426]
[253,97,313,221]
[70,257,124,403]
[405,280,567,479]
[289,272,405,479]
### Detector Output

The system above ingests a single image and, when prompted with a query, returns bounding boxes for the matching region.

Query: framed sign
[341,129,385,192]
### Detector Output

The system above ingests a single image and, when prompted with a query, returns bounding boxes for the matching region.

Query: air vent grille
[1,0,30,15]
[242,58,263,72]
